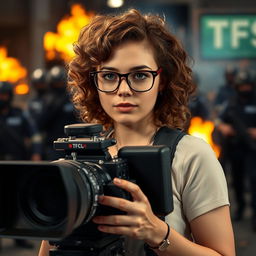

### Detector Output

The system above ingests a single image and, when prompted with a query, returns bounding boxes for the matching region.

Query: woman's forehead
[98,40,157,71]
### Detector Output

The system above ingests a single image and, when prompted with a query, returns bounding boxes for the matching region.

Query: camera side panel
[118,146,173,216]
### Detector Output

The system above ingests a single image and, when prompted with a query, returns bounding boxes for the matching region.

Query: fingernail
[98,196,104,202]
[114,178,121,184]
[98,225,104,231]
[92,217,98,223]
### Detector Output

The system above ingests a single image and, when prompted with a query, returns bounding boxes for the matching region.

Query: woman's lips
[114,103,137,112]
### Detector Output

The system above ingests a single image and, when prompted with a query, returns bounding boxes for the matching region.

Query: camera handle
[49,237,125,256]
[64,124,103,137]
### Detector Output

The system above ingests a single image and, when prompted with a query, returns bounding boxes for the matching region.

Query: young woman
[39,9,235,256]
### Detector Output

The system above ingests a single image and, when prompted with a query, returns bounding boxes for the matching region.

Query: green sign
[200,14,256,59]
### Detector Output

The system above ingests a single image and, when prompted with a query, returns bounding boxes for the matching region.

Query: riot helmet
[31,68,48,94]
[224,65,237,85]
[234,70,254,100]
[46,66,67,92]
[234,70,253,86]
[0,81,13,110]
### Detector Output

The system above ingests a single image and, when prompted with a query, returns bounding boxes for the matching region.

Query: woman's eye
[133,72,149,80]
[102,73,117,81]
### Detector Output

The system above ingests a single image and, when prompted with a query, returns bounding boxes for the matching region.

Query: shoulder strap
[144,127,186,255]
[153,126,186,165]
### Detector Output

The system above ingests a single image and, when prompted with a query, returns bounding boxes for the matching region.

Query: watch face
[158,239,170,251]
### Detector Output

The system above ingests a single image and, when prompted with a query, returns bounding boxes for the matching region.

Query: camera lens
[21,167,68,227]
[63,161,112,226]
[18,161,111,232]
[0,160,113,239]
[29,173,67,226]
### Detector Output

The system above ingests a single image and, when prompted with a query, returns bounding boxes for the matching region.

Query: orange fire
[44,4,94,62]
[188,117,220,158]
[0,46,29,95]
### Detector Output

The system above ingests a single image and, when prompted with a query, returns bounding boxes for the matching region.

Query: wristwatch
[158,236,171,251]
[147,223,171,251]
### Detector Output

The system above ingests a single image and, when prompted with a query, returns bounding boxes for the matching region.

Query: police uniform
[214,66,237,109]
[0,81,42,160]
[0,107,41,160]
[218,72,256,227]
[42,66,79,160]
[26,68,50,159]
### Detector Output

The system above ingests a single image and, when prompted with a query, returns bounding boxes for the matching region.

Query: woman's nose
[117,77,133,96]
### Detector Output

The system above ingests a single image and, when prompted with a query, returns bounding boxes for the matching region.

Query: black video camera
[0,123,173,254]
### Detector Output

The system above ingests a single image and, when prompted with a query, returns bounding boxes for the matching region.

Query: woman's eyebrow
[100,65,152,71]
[130,65,152,71]
[100,66,118,71]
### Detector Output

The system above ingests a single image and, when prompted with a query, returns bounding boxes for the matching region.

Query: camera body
[0,123,173,245]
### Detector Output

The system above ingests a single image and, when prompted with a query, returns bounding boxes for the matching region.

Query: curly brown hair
[68,9,195,130]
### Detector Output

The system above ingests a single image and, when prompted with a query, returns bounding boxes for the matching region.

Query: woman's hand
[92,177,167,247]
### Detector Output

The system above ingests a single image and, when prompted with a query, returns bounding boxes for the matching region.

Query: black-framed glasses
[90,68,162,92]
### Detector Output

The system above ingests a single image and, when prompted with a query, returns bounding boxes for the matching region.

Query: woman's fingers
[97,178,152,214]
[97,224,137,237]
[92,214,150,240]
[98,195,132,211]
[113,178,149,203]
[98,194,147,215]
[93,214,139,226]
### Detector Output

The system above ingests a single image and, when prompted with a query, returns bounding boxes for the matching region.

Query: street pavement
[230,191,256,256]
[234,217,256,256]
[0,179,256,256]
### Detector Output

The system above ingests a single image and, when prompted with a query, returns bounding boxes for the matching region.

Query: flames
[188,117,220,158]
[0,46,29,95]
[0,4,93,95]
[44,4,94,62]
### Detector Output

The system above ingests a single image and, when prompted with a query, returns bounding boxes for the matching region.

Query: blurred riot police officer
[26,68,49,159]
[0,81,42,161]
[0,81,42,248]
[42,65,79,160]
[27,68,49,129]
[213,66,238,173]
[215,70,256,230]
[214,65,237,111]
[189,73,209,120]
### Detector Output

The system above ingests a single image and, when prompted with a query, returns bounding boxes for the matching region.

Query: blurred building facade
[0,0,256,94]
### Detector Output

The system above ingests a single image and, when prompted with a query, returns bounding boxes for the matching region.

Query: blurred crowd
[1,63,256,249]
[0,66,80,249]
[0,65,80,162]
[189,65,256,234]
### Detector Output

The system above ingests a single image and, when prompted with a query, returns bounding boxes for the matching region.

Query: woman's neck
[113,123,158,149]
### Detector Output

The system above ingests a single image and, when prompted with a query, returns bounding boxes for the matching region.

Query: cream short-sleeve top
[165,134,230,240]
